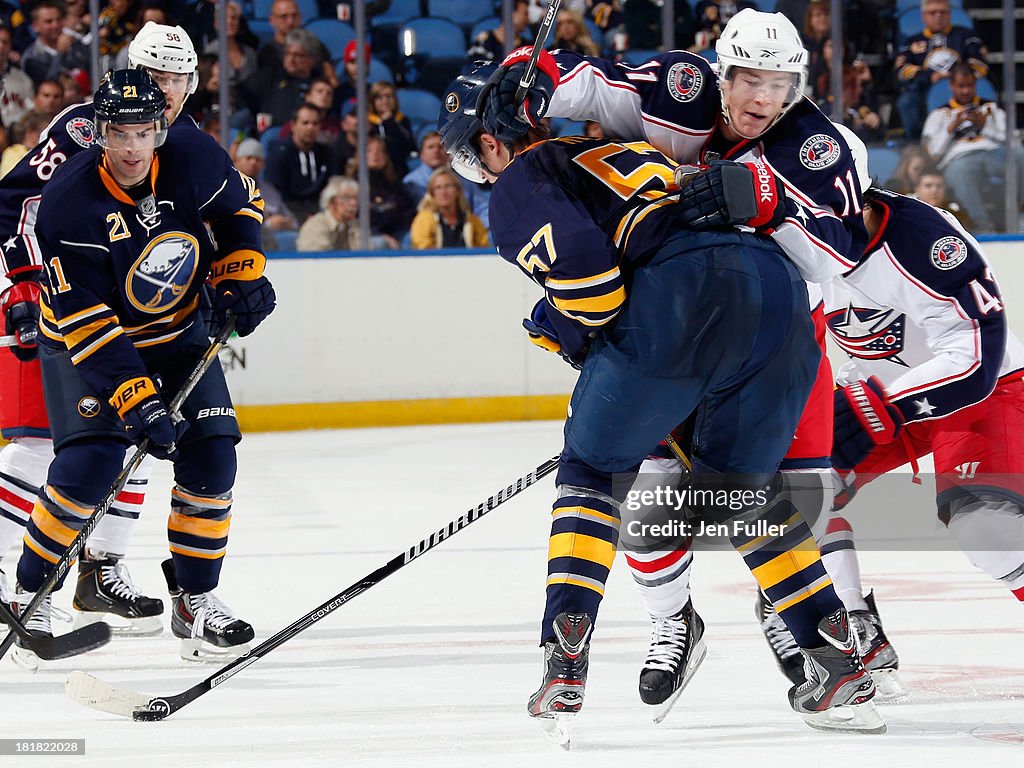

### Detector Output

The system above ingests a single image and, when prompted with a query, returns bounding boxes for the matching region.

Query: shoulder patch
[665,61,703,103]
[799,133,842,170]
[930,235,968,270]
[65,116,97,148]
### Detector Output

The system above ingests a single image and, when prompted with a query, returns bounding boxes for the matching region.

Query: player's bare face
[104,124,158,187]
[722,69,792,140]
[147,69,191,122]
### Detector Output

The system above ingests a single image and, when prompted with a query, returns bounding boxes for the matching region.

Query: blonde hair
[556,9,599,57]
[418,167,470,215]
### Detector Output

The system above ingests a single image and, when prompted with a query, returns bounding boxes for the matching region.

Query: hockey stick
[0,317,237,662]
[0,334,16,347]
[513,0,562,105]
[66,453,561,720]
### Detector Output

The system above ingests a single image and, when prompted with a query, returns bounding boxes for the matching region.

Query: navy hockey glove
[522,298,588,370]
[109,376,188,460]
[1,274,41,362]
[479,46,560,143]
[831,377,904,470]
[675,159,787,233]
[211,277,276,337]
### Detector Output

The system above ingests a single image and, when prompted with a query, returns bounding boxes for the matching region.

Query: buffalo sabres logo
[826,305,908,366]
[77,396,101,418]
[799,134,841,170]
[66,116,96,148]
[930,236,968,270]
[445,92,460,113]
[126,232,199,314]
[666,62,703,103]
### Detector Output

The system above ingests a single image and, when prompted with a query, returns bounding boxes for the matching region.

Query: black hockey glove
[1,271,42,362]
[109,376,188,460]
[211,277,276,338]
[479,46,560,143]
[522,297,589,370]
[831,377,904,471]
[675,159,787,233]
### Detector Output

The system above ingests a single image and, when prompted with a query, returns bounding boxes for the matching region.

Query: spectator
[112,2,170,70]
[63,0,90,40]
[57,67,89,109]
[403,130,490,226]
[368,81,416,177]
[256,0,335,87]
[346,134,413,248]
[801,0,830,76]
[265,102,334,224]
[305,78,341,144]
[185,52,219,121]
[203,1,257,86]
[410,168,490,250]
[0,111,49,177]
[97,0,134,60]
[466,0,529,62]
[623,0,694,52]
[921,62,1023,231]
[0,0,35,55]
[335,39,369,108]
[33,78,63,121]
[0,24,34,127]
[330,98,359,173]
[911,166,975,230]
[233,137,299,250]
[894,0,988,140]
[883,144,930,194]
[813,37,883,144]
[238,28,320,133]
[694,1,756,48]
[553,8,600,56]
[21,0,90,86]
[296,176,363,251]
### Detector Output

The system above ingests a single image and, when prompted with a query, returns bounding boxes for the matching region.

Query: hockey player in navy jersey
[0,23,209,648]
[440,64,884,741]
[2,70,275,662]
[477,8,892,713]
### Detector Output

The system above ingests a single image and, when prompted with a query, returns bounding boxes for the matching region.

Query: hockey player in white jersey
[0,22,201,657]
[478,9,888,717]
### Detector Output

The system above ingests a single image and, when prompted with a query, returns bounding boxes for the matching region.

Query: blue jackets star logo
[826,305,908,365]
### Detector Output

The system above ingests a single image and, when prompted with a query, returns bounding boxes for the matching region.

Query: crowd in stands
[0,0,1020,247]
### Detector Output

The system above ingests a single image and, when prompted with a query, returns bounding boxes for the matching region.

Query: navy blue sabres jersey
[823,190,1024,423]
[490,137,681,351]
[34,126,265,399]
[546,50,867,286]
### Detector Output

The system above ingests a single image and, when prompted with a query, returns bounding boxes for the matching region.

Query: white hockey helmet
[715,9,808,136]
[832,122,871,193]
[128,22,199,96]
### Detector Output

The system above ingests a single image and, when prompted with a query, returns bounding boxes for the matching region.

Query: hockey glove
[479,47,560,143]
[675,160,787,233]
[522,298,588,370]
[1,275,41,362]
[211,277,276,337]
[110,376,188,460]
[831,377,904,470]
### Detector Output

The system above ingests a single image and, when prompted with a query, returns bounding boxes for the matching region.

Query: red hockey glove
[831,377,904,470]
[479,46,560,143]
[675,159,787,233]
[1,277,41,362]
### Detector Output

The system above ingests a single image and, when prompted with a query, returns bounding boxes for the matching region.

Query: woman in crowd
[202,0,257,85]
[884,144,930,194]
[346,135,413,248]
[553,8,600,56]
[368,81,417,177]
[410,168,489,250]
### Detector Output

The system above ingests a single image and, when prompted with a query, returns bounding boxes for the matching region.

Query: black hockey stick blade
[0,602,111,660]
[66,453,560,720]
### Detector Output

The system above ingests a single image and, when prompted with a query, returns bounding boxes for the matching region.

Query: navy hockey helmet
[437,62,498,184]
[93,69,169,150]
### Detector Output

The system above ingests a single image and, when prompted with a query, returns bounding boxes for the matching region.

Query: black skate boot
[638,599,707,723]
[789,609,886,734]
[73,550,164,636]
[850,590,904,700]
[755,589,806,685]
[527,612,592,750]
[163,559,254,662]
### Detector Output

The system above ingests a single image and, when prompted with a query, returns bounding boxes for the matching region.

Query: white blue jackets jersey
[34,126,265,400]
[546,50,868,288]
[822,190,1024,423]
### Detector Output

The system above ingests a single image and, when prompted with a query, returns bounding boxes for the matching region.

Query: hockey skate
[755,589,806,685]
[850,591,905,700]
[638,599,707,723]
[789,610,886,734]
[73,550,164,636]
[162,559,253,662]
[527,612,592,750]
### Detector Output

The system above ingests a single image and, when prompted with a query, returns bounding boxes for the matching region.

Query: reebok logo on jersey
[930,236,968,270]
[752,161,774,202]
[666,62,703,103]
[799,134,841,170]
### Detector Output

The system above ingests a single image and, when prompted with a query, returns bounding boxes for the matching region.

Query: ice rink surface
[1,421,1022,768]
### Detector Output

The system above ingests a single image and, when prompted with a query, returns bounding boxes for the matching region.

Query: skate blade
[179,638,251,663]
[74,610,163,637]
[536,714,574,750]
[801,700,887,734]
[651,636,708,724]
[870,668,909,703]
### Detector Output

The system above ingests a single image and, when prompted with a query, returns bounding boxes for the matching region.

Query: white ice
[1,421,1023,768]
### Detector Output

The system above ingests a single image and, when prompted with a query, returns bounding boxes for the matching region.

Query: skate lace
[644,614,688,672]
[762,609,802,661]
[99,561,144,602]
[186,592,238,638]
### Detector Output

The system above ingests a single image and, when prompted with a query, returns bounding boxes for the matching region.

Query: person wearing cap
[234,137,298,248]
[335,38,370,108]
